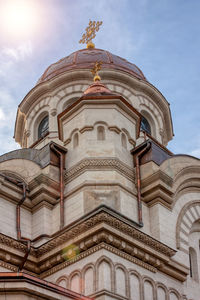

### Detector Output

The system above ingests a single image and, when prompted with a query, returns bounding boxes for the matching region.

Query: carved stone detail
[40,242,156,278]
[65,158,135,183]
[0,234,27,253]
[0,208,187,282]
[50,108,57,116]
[54,255,187,300]
[37,210,175,257]
[0,260,17,272]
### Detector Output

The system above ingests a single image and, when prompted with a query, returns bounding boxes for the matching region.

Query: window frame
[38,115,49,140]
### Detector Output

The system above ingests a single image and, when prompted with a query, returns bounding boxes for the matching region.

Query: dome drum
[14,48,173,149]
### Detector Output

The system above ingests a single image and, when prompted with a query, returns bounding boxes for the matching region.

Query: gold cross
[91,61,102,81]
[79,20,103,49]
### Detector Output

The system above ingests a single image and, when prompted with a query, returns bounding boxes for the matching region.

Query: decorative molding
[50,108,57,116]
[64,138,71,145]
[32,200,54,213]
[56,275,68,288]
[0,234,27,253]
[142,170,173,188]
[108,126,121,134]
[141,170,173,207]
[65,158,135,183]
[0,207,187,282]
[176,200,200,252]
[40,242,156,279]
[64,182,136,202]
[173,180,200,207]
[25,130,31,137]
[57,96,140,142]
[0,260,18,272]
[79,126,94,134]
[29,174,60,207]
[38,229,164,277]
[95,255,114,292]
[0,209,174,262]
[53,254,188,300]
[63,124,135,147]
[128,138,136,146]
[90,289,129,300]
[37,210,175,258]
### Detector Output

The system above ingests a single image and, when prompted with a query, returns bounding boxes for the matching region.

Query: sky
[0,0,199,157]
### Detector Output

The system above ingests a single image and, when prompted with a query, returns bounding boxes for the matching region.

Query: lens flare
[62,244,80,261]
[0,0,38,38]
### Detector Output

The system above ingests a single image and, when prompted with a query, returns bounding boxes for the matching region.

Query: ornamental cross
[91,61,102,81]
[79,20,103,48]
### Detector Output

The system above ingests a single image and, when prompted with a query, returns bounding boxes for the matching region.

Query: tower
[0,22,200,300]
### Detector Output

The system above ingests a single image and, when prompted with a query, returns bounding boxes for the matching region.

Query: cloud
[190,149,200,159]
[18,41,32,58]
[0,102,19,156]
[0,108,5,121]
[0,41,32,76]
[0,134,20,156]
[0,41,34,155]
[1,47,19,60]
[1,41,32,60]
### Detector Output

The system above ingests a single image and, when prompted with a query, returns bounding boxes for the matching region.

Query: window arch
[97,126,105,141]
[73,133,79,148]
[38,115,49,139]
[141,116,151,135]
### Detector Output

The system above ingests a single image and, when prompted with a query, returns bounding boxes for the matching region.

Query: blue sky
[0,0,199,157]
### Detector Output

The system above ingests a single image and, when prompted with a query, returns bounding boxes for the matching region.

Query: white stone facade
[0,48,199,300]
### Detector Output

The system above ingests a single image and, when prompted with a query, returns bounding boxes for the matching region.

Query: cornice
[36,208,175,257]
[0,233,27,253]
[40,242,156,279]
[0,272,90,300]
[0,207,174,258]
[0,260,17,272]
[141,170,173,188]
[63,182,137,203]
[65,157,135,183]
[141,170,174,207]
[0,206,188,282]
[28,174,60,207]
[57,97,141,141]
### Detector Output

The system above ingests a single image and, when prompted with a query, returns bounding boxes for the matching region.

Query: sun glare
[1,0,37,38]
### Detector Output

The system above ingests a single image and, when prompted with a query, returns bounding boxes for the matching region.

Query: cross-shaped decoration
[79,20,103,49]
[91,61,102,81]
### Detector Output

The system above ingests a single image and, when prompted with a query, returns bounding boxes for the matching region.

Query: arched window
[141,116,151,135]
[121,133,127,149]
[97,126,105,141]
[73,133,79,148]
[38,115,49,139]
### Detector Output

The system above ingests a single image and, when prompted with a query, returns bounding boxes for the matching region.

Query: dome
[83,80,114,96]
[37,48,146,84]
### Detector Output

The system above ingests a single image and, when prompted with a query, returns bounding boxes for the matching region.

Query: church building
[0,21,200,300]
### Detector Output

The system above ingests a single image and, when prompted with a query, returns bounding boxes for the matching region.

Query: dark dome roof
[37,48,146,84]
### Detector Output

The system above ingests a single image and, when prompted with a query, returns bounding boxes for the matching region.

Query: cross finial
[91,61,102,81]
[79,20,103,49]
